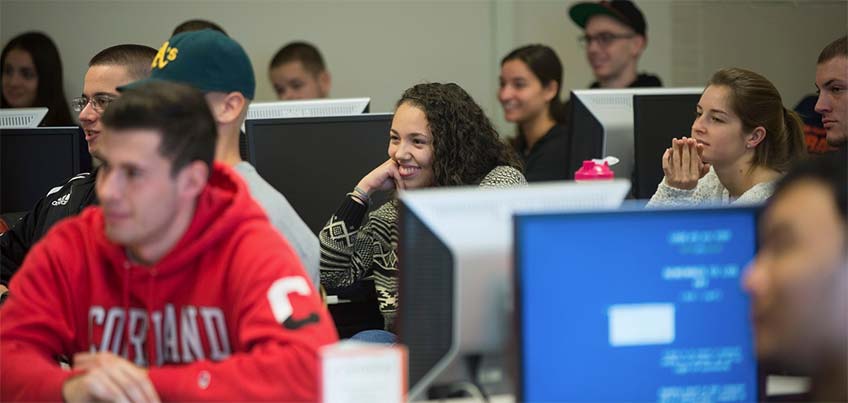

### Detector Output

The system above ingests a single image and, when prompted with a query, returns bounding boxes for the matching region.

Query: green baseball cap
[121,29,255,99]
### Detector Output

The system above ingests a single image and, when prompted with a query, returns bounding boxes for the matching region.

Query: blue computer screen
[515,207,758,402]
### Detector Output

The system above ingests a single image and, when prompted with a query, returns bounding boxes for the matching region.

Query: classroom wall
[0,0,498,119]
[668,1,847,109]
[2,0,846,138]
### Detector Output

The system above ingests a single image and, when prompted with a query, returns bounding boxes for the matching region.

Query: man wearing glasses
[569,0,662,89]
[0,45,156,296]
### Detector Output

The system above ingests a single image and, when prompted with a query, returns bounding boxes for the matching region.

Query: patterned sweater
[647,167,778,207]
[319,165,527,330]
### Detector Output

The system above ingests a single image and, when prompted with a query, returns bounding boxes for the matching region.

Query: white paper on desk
[320,341,406,403]
[608,303,675,347]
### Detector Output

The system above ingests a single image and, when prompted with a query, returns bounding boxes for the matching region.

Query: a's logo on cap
[151,41,179,70]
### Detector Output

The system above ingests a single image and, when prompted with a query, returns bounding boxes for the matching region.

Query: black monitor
[515,206,759,402]
[397,181,631,400]
[239,99,370,161]
[244,113,393,235]
[568,88,702,184]
[1,127,91,213]
[633,93,702,199]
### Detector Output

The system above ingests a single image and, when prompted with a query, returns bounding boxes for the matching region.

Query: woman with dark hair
[649,68,807,206]
[500,44,570,181]
[320,82,525,334]
[1,32,74,126]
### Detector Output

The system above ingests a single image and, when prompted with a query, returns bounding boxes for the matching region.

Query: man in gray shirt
[124,29,320,288]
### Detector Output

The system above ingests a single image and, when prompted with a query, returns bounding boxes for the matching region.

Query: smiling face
[79,64,134,156]
[815,56,848,147]
[498,59,555,124]
[690,85,756,167]
[583,15,643,86]
[388,102,435,189]
[2,48,38,108]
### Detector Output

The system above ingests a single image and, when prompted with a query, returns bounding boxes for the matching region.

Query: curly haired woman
[319,82,526,337]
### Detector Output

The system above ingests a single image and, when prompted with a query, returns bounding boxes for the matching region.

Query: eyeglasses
[71,94,116,114]
[578,32,637,48]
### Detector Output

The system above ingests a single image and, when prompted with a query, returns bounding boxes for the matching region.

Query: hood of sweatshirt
[89,161,268,275]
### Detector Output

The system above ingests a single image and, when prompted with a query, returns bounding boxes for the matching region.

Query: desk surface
[416,376,809,402]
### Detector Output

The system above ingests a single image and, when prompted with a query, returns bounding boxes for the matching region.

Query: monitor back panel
[633,94,701,199]
[246,114,393,234]
[1,127,88,213]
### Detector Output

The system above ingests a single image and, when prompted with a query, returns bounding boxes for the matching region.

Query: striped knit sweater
[319,165,527,330]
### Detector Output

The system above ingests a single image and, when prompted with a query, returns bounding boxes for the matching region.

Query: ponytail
[779,106,807,171]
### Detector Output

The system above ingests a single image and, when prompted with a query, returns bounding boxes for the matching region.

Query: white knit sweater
[647,167,778,207]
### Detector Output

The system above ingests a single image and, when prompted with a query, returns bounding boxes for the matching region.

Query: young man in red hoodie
[0,80,338,402]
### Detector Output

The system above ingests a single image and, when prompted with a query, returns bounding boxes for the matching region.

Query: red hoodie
[0,162,338,401]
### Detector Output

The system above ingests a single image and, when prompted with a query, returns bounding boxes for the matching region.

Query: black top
[0,170,98,285]
[590,73,663,89]
[520,123,571,182]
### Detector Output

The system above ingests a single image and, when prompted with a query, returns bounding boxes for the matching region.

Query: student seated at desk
[269,41,331,101]
[648,68,806,206]
[319,83,526,337]
[499,44,571,182]
[0,81,338,402]
[1,31,74,126]
[744,156,847,401]
[0,44,157,297]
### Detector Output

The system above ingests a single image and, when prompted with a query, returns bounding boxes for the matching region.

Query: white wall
[2,0,846,137]
[669,0,848,109]
[0,0,499,117]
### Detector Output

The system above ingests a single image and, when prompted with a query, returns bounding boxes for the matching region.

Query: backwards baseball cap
[569,0,647,36]
[121,29,255,99]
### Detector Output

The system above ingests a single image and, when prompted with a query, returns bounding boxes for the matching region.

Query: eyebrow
[696,105,729,116]
[390,129,429,138]
[81,91,117,98]
[587,30,623,35]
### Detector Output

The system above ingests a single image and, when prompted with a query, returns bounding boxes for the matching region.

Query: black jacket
[1,171,98,285]
[521,124,571,182]
[590,73,663,89]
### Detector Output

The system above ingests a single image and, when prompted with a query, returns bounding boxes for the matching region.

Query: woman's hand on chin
[662,137,710,190]
[356,159,405,198]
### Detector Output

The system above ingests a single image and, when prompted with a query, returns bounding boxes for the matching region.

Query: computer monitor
[568,88,703,181]
[398,180,631,400]
[515,206,759,402]
[0,107,48,128]
[246,97,370,121]
[240,98,371,160]
[1,127,91,213]
[245,113,393,234]
[633,93,702,199]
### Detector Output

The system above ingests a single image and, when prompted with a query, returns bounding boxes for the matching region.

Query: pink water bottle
[574,158,615,181]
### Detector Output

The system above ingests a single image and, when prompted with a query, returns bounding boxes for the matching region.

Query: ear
[177,160,209,201]
[209,92,247,126]
[542,80,559,103]
[318,71,331,98]
[746,126,767,149]
[630,35,646,57]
